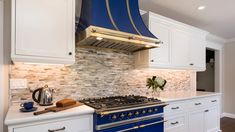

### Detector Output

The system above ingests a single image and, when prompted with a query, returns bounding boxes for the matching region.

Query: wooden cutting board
[34,102,83,115]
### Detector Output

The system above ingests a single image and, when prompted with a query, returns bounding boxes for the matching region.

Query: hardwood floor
[221,117,235,132]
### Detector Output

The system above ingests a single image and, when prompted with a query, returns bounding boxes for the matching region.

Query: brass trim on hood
[126,0,142,36]
[77,26,161,52]
[105,0,119,31]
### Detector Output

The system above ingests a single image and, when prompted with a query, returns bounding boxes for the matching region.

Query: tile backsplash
[10,48,195,102]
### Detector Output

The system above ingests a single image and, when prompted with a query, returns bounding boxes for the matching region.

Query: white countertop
[5,104,95,126]
[5,91,221,126]
[158,91,221,102]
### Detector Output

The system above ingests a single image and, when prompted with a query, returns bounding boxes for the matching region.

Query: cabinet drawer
[14,115,92,132]
[165,114,187,132]
[188,98,206,109]
[205,96,219,106]
[164,101,187,114]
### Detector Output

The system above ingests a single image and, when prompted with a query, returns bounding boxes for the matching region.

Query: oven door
[137,117,164,132]
[97,117,164,132]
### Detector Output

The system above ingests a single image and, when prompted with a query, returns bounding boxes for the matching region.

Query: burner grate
[80,95,162,110]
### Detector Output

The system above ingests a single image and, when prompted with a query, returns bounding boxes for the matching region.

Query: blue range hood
[76,0,161,52]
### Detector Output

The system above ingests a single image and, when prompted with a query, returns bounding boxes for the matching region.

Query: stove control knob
[120,113,125,118]
[148,109,153,113]
[142,110,146,114]
[111,115,117,119]
[135,111,140,115]
[128,112,133,117]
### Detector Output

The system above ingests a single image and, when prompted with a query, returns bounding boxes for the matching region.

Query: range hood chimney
[76,0,161,52]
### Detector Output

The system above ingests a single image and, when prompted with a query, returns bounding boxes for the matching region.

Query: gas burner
[80,95,162,111]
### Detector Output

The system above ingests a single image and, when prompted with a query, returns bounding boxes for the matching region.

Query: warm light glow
[197,6,206,10]
[145,45,151,48]
[96,37,103,40]
[24,62,64,66]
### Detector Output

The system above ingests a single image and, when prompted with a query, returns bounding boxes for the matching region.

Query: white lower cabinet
[164,95,221,132]
[9,115,93,132]
[165,114,187,132]
[204,107,219,132]
[188,109,205,132]
[188,106,219,132]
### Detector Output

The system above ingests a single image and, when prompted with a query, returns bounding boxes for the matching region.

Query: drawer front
[14,115,92,132]
[205,96,220,106]
[188,98,206,109]
[165,114,187,132]
[164,101,187,114]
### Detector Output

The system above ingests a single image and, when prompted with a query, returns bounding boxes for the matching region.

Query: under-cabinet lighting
[23,63,64,66]
[96,37,103,41]
[197,6,206,10]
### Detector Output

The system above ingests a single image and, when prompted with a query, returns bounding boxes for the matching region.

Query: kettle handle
[32,88,42,103]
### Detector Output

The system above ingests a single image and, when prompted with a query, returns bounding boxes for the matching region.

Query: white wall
[224,41,235,115]
[0,0,4,131]
[2,0,11,131]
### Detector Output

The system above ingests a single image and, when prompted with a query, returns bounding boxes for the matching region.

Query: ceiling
[139,0,235,40]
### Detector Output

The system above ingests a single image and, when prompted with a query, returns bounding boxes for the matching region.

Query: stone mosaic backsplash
[10,47,194,102]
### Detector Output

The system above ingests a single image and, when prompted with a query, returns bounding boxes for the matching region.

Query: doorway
[197,49,215,92]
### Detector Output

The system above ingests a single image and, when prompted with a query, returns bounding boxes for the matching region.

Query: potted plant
[146,76,167,96]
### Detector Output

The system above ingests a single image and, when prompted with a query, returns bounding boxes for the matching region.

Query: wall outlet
[10,79,28,89]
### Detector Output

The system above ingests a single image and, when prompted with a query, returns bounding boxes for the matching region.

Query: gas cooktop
[80,95,164,112]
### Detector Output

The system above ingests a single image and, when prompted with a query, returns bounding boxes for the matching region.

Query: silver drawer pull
[195,103,201,106]
[171,107,179,110]
[171,121,179,125]
[211,100,217,102]
[48,127,66,132]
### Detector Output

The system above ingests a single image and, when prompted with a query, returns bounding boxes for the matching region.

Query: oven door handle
[117,126,139,132]
[139,120,167,128]
[117,120,166,132]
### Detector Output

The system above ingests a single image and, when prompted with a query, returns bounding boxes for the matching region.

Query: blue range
[80,95,167,132]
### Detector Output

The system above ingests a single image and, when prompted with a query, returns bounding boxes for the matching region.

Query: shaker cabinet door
[149,18,171,65]
[189,36,206,71]
[12,0,75,64]
[204,107,219,132]
[14,116,92,132]
[188,109,204,132]
[171,28,190,67]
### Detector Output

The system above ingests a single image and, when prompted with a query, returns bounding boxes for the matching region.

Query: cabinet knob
[69,52,72,55]
[48,127,66,132]
[171,107,179,110]
[151,60,154,62]
[160,41,164,44]
[211,100,217,102]
[189,63,194,66]
[171,121,179,125]
[205,110,209,112]
[195,103,201,106]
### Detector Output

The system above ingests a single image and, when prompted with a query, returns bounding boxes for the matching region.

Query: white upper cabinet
[148,16,171,66]
[171,28,190,67]
[189,35,206,70]
[134,12,208,71]
[11,0,75,64]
